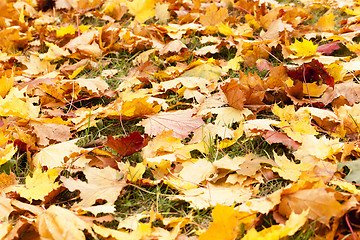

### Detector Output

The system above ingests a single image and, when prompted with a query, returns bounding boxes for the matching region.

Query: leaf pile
[1,0,360,239]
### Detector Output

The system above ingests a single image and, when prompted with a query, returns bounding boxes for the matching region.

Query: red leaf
[316,41,341,55]
[105,132,147,158]
[287,59,334,88]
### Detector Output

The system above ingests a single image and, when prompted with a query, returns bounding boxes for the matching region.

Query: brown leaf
[221,73,266,110]
[221,78,247,110]
[30,121,71,146]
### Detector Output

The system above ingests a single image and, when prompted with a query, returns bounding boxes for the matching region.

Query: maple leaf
[121,97,162,119]
[316,12,335,32]
[221,73,266,111]
[320,81,360,106]
[0,143,16,166]
[14,169,61,202]
[199,205,256,240]
[289,39,318,57]
[0,76,14,98]
[180,63,223,80]
[139,109,205,139]
[262,131,300,150]
[36,205,94,239]
[316,41,341,55]
[173,183,252,209]
[105,132,147,158]
[155,3,170,24]
[32,139,88,169]
[338,159,360,184]
[0,87,40,119]
[287,59,334,88]
[199,3,228,26]
[241,210,309,239]
[279,186,356,226]
[272,153,312,181]
[127,0,156,23]
[60,165,127,207]
[30,120,71,146]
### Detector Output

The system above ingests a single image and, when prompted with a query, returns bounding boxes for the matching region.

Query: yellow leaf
[0,87,40,119]
[127,0,156,23]
[302,82,328,97]
[217,22,233,36]
[289,39,317,57]
[39,41,70,61]
[127,162,146,182]
[0,143,16,166]
[0,76,13,98]
[242,210,308,240]
[0,222,11,239]
[293,135,343,164]
[16,169,61,201]
[93,224,131,240]
[32,139,85,169]
[272,153,313,181]
[316,12,335,32]
[199,205,255,240]
[222,56,244,72]
[68,64,86,79]
[56,24,76,37]
[121,97,161,118]
[327,62,345,83]
[245,14,261,30]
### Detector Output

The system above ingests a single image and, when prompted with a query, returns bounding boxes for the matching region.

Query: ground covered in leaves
[2,0,360,239]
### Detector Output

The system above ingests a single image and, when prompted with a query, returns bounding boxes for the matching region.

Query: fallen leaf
[105,132,147,158]
[279,185,356,226]
[155,2,170,24]
[287,59,334,88]
[316,12,335,32]
[262,131,301,149]
[127,0,156,23]
[199,204,256,240]
[15,168,61,202]
[317,41,341,55]
[289,39,318,58]
[60,165,127,207]
[30,121,71,146]
[338,159,360,184]
[36,205,93,240]
[139,109,204,139]
[32,139,87,169]
[242,210,308,239]
[199,3,228,26]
